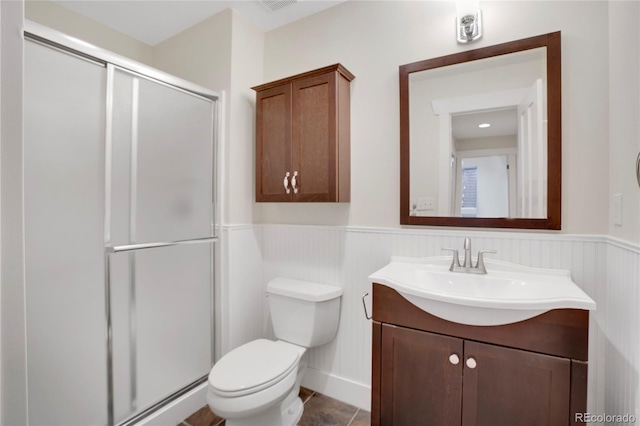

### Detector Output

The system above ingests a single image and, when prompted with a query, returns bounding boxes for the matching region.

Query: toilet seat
[209,339,301,398]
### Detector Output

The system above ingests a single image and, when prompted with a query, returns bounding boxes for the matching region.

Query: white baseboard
[301,368,371,412]
[137,383,207,426]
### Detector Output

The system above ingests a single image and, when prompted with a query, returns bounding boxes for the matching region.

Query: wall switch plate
[416,197,435,211]
[612,193,623,226]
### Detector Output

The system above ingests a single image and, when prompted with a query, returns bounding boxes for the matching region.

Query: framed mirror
[400,32,561,229]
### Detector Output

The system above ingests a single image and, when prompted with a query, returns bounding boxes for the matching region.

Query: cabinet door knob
[449,354,460,365]
[292,171,298,194]
[466,357,477,369]
[283,172,291,194]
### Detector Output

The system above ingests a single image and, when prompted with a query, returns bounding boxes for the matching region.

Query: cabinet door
[256,84,292,201]
[292,72,337,201]
[381,325,463,426]
[462,341,570,426]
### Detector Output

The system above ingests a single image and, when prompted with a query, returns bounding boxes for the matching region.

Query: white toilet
[206,277,342,426]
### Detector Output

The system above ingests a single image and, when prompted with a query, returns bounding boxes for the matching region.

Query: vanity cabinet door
[255,84,293,202]
[380,324,463,426]
[461,340,571,426]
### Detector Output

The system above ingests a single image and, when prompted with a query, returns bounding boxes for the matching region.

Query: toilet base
[281,395,303,426]
[223,395,303,426]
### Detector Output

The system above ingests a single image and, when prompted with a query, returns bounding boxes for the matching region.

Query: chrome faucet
[442,237,496,274]
[462,237,472,268]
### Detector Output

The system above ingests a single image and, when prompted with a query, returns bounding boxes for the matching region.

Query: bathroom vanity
[368,255,595,426]
[370,284,588,426]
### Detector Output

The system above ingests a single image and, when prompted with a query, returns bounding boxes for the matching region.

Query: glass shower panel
[24,40,108,425]
[109,68,215,246]
[110,242,214,422]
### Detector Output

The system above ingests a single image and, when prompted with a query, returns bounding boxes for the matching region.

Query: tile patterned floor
[178,388,370,426]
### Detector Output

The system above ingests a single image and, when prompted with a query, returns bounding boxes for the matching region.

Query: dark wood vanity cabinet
[371,284,589,426]
[380,325,463,424]
[252,64,354,202]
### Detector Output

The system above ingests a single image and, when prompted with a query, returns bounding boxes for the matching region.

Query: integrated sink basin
[369,256,596,326]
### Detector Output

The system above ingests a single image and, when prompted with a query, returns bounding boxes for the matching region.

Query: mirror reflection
[400,32,561,229]
[409,47,547,219]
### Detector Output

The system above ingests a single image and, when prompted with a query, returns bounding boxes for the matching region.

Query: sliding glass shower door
[24,36,218,426]
[25,38,109,426]
[109,243,214,423]
[107,66,217,423]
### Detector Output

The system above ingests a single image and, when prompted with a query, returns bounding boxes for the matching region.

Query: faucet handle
[442,248,461,271]
[475,249,497,273]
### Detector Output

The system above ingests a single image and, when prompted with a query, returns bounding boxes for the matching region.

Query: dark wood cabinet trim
[371,321,382,426]
[252,63,355,92]
[336,73,351,202]
[570,360,588,425]
[372,283,589,361]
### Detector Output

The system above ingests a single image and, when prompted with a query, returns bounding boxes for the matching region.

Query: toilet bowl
[206,339,306,425]
[207,278,342,426]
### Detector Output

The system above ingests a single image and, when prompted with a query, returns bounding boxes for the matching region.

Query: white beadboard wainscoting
[222,224,639,417]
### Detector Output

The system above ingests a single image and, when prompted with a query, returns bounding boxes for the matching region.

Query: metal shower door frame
[104,63,219,426]
[23,22,222,426]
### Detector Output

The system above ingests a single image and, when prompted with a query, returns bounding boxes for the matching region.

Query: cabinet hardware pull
[283,172,291,194]
[292,171,299,194]
[362,292,372,320]
[466,357,477,369]
[449,354,460,365]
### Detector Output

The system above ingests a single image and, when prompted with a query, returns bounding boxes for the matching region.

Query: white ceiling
[452,108,518,140]
[53,0,347,46]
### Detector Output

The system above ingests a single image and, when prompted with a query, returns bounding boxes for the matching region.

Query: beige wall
[256,1,611,236]
[152,9,264,226]
[25,0,153,65]
[228,12,264,225]
[152,9,232,92]
[608,1,640,244]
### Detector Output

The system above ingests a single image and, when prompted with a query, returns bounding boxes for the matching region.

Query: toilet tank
[266,278,342,348]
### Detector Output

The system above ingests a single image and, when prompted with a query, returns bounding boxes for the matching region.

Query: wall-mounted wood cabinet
[253,64,354,202]
[371,284,589,426]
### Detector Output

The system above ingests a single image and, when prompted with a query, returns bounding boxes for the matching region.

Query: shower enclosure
[24,24,219,425]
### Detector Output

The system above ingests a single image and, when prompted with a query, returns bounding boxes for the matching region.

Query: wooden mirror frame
[400,32,561,229]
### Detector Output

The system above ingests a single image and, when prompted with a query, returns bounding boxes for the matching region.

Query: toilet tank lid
[266,278,342,302]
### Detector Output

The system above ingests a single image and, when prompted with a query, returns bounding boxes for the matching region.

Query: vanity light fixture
[456,0,482,44]
[478,123,490,128]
